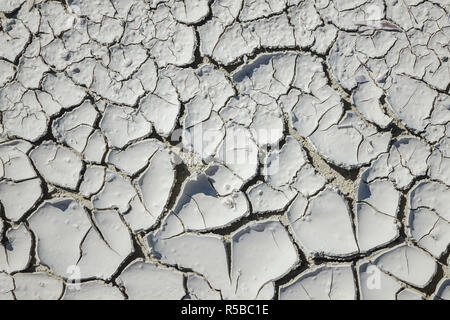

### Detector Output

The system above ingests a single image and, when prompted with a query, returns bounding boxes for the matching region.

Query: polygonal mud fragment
[386,76,438,133]
[247,182,296,214]
[264,136,307,188]
[100,104,152,149]
[287,188,359,258]
[372,244,437,288]
[52,101,98,153]
[407,181,450,258]
[92,170,136,213]
[0,178,42,221]
[352,80,391,128]
[0,223,32,273]
[216,124,259,183]
[171,0,210,24]
[116,259,185,300]
[16,56,49,89]
[0,140,36,181]
[28,199,133,280]
[355,168,400,252]
[428,137,450,185]
[308,111,391,169]
[387,137,431,189]
[0,85,50,142]
[76,210,134,280]
[30,142,83,190]
[291,165,327,197]
[0,19,30,63]
[82,129,107,163]
[170,173,249,231]
[0,60,15,87]
[12,273,64,300]
[138,76,180,137]
[230,220,299,299]
[137,148,176,219]
[28,199,92,277]
[42,73,86,109]
[107,139,161,176]
[357,261,403,300]
[280,264,356,300]
[204,164,244,197]
[79,165,105,198]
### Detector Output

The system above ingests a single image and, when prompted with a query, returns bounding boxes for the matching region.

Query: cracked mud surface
[0,0,449,300]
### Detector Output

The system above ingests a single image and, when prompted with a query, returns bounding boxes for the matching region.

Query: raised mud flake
[279,264,356,300]
[116,259,185,300]
[352,80,392,128]
[204,164,244,197]
[29,141,83,190]
[16,56,50,90]
[396,288,425,300]
[287,188,359,258]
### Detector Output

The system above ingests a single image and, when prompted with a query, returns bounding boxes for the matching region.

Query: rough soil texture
[0,0,449,300]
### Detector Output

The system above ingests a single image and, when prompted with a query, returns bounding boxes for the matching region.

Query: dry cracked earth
[0,0,449,300]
